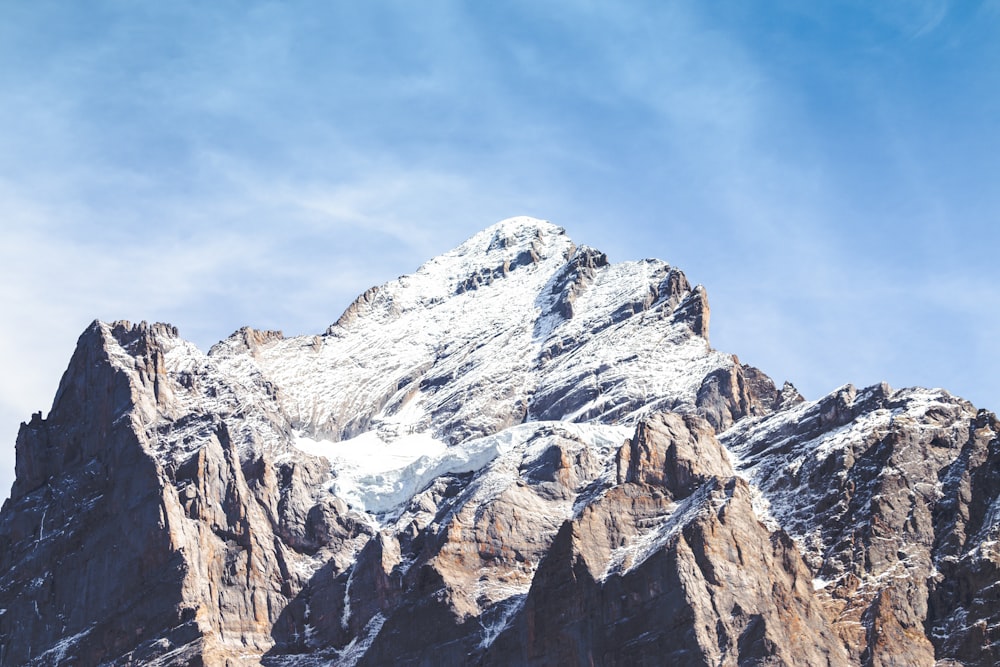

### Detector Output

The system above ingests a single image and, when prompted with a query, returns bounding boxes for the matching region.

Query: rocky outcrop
[696,359,802,431]
[0,322,196,666]
[483,414,848,666]
[726,383,1000,665]
[208,326,285,359]
[547,246,610,320]
[674,284,710,339]
[0,321,371,665]
[924,409,1000,665]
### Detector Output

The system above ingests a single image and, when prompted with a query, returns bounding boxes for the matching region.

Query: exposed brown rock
[673,284,710,339]
[0,321,369,665]
[483,421,848,666]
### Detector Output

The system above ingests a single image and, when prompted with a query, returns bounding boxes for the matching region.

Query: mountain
[1,217,998,666]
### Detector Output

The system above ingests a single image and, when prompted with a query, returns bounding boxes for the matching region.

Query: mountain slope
[1,217,997,666]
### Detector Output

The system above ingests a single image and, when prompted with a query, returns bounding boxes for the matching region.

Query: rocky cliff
[0,217,997,666]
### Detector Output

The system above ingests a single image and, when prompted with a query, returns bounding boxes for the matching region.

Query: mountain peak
[277,218,729,458]
[417,215,574,290]
[460,215,568,256]
[330,217,576,330]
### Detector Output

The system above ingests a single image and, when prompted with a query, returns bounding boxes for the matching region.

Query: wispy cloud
[1,1,998,501]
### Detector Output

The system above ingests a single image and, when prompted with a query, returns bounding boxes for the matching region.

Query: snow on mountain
[197,216,731,516]
[5,216,999,666]
[724,382,965,571]
[240,217,728,446]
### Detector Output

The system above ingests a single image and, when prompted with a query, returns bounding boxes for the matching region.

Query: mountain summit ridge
[1,219,998,666]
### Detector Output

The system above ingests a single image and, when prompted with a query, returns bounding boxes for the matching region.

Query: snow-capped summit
[198,219,741,515]
[224,219,734,452]
[435,216,569,268]
[330,216,573,330]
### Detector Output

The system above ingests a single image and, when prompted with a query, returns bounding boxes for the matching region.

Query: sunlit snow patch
[293,429,517,514]
[293,421,635,517]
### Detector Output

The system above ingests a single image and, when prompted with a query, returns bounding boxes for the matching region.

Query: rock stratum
[1,217,998,666]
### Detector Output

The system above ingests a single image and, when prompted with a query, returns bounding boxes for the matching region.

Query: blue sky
[2,1,998,500]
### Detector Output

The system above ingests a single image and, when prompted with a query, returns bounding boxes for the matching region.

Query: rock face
[0,217,998,666]
[482,413,849,666]
[726,384,1000,666]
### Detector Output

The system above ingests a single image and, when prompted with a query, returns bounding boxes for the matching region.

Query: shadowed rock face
[0,321,373,665]
[0,322,197,667]
[2,218,999,666]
